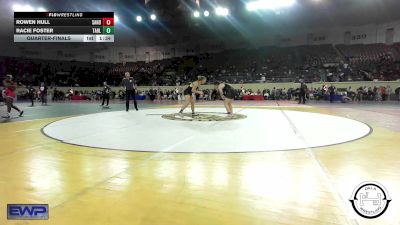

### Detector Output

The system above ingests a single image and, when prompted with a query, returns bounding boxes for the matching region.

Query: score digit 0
[102,18,114,26]
[103,26,114,34]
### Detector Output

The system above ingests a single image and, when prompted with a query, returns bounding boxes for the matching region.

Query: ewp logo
[7,204,49,220]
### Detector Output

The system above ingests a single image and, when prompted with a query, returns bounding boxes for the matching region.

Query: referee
[121,72,138,112]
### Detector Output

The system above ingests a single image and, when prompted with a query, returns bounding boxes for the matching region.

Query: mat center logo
[349,181,391,219]
[162,112,247,121]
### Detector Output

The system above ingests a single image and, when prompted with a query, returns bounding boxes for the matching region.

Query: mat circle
[42,108,372,153]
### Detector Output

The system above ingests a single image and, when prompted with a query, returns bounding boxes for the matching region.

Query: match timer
[14,12,115,42]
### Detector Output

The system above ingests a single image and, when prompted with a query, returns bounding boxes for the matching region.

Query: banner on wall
[323,63,339,67]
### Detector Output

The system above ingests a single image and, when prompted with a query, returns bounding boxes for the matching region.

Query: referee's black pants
[101,94,110,106]
[30,94,34,106]
[298,92,306,104]
[125,89,138,111]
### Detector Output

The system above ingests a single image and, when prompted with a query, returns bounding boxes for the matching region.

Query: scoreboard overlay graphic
[14,12,114,42]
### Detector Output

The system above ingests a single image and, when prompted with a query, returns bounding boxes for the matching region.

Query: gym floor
[0,100,399,225]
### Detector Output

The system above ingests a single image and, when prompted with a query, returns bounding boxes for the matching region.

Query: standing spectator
[347,86,355,101]
[52,88,58,102]
[67,89,73,100]
[381,86,388,101]
[39,82,48,106]
[27,85,35,107]
[298,82,307,104]
[271,87,276,100]
[121,72,138,112]
[275,88,281,100]
[395,87,400,101]
[101,81,111,107]
[356,87,363,101]
[329,85,336,103]
[386,85,392,100]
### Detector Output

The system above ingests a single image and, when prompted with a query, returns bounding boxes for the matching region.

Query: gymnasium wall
[246,20,400,47]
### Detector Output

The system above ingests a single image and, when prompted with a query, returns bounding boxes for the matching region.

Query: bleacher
[1,43,400,87]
